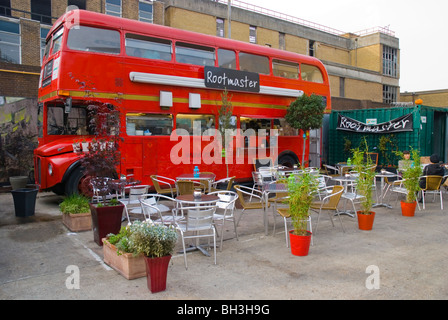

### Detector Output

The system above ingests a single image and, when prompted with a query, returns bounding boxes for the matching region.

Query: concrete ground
[0,187,447,300]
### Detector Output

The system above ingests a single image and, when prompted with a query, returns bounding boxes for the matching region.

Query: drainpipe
[227,0,231,39]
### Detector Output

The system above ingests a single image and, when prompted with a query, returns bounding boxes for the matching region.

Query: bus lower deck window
[126,113,173,136]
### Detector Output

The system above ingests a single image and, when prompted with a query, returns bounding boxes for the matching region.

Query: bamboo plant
[287,169,319,235]
[400,149,422,203]
[352,139,376,215]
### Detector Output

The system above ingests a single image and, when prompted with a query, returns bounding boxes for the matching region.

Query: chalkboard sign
[364,152,378,165]
[253,157,273,171]
[204,66,260,93]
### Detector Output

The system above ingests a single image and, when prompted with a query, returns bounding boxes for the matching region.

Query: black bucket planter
[11,186,39,217]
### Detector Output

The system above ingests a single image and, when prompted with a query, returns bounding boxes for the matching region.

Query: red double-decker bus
[34,9,331,195]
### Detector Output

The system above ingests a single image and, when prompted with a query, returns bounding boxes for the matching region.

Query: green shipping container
[327,105,448,167]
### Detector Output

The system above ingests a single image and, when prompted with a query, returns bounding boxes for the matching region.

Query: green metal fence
[328,105,448,167]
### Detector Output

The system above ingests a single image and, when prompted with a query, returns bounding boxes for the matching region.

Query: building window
[339,77,345,98]
[105,0,121,17]
[216,18,224,37]
[383,45,397,77]
[31,0,51,24]
[68,0,86,10]
[40,26,50,65]
[249,26,256,44]
[279,32,285,50]
[383,85,397,104]
[309,40,315,57]
[0,0,11,17]
[0,19,20,63]
[139,1,153,23]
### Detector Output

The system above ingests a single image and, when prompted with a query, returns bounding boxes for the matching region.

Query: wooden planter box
[102,238,146,280]
[62,212,92,232]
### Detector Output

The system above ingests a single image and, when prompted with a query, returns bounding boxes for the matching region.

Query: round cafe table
[175,194,219,204]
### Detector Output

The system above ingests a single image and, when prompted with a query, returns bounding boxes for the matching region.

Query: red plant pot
[357,211,375,230]
[289,230,312,256]
[144,255,172,293]
[400,201,417,217]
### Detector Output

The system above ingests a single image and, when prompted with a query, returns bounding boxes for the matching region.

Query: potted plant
[77,103,125,246]
[285,93,326,166]
[128,221,178,293]
[102,226,146,280]
[286,169,319,256]
[352,140,377,230]
[399,149,422,216]
[217,89,234,177]
[60,193,92,232]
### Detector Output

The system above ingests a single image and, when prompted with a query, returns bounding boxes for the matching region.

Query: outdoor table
[175,194,219,204]
[262,182,288,235]
[176,173,216,193]
[331,175,359,217]
[336,163,355,176]
[174,194,219,257]
[373,171,398,209]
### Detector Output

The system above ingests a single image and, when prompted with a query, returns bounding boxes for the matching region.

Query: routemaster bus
[34,9,331,195]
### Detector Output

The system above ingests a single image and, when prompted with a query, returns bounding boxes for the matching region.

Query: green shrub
[59,194,90,214]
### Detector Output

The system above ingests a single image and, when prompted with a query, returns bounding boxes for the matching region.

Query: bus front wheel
[65,167,92,197]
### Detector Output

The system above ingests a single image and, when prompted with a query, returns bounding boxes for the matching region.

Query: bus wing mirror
[64,97,72,113]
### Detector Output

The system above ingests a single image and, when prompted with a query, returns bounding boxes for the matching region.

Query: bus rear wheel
[278,154,298,168]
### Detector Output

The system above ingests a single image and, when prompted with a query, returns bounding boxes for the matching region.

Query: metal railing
[0,5,57,25]
[214,0,395,37]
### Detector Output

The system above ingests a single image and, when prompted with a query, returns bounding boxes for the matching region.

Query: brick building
[0,0,401,106]
[0,0,403,182]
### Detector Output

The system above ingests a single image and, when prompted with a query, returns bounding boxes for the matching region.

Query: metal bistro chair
[173,205,218,270]
[390,179,421,211]
[150,175,177,198]
[234,185,268,227]
[121,185,149,224]
[419,175,444,210]
[210,176,235,192]
[310,185,345,234]
[139,194,180,225]
[176,180,206,196]
[276,203,313,248]
[208,190,239,251]
[322,164,340,177]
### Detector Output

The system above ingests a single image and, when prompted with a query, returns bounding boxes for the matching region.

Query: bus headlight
[48,163,53,176]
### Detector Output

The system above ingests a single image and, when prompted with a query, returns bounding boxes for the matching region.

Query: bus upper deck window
[175,42,215,67]
[273,59,299,80]
[218,49,237,70]
[67,26,120,54]
[239,52,269,75]
[301,64,324,83]
[51,28,64,55]
[125,34,172,61]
